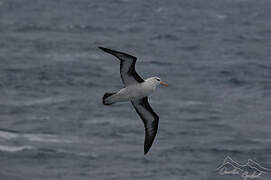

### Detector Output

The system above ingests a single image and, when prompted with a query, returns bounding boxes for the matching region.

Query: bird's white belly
[113,83,155,102]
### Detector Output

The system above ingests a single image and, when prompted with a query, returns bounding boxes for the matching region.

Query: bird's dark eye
[156,78,160,81]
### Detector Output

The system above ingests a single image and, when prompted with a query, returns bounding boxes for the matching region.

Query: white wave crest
[0,131,18,140]
[0,145,34,152]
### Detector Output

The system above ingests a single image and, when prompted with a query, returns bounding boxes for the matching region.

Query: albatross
[99,47,168,155]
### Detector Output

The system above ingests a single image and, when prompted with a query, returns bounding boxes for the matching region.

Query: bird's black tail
[103,92,116,105]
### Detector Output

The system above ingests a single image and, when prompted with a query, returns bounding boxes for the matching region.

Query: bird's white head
[147,77,168,87]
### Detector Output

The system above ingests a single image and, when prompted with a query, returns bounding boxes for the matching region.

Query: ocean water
[0,0,271,179]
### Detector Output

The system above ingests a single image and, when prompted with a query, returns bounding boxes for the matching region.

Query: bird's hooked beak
[160,81,168,87]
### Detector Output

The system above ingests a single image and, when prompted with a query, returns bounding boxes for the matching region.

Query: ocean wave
[0,129,78,144]
[213,14,228,20]
[15,23,52,32]
[0,144,98,159]
[159,143,268,157]
[228,77,247,86]
[4,20,122,34]
[23,134,76,144]
[60,24,122,33]
[151,34,179,41]
[144,61,173,66]
[0,96,76,107]
[0,130,19,140]
[217,62,271,88]
[178,45,201,51]
[0,145,34,152]
[33,147,99,159]
[251,138,271,144]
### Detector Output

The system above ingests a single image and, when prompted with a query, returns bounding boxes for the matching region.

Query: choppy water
[0,0,271,179]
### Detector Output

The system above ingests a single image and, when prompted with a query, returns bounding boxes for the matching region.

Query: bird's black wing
[131,97,159,154]
[99,47,144,86]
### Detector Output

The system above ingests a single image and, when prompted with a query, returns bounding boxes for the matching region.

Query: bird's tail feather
[103,92,117,105]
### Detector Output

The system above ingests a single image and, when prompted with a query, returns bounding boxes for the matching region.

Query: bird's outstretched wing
[131,97,159,154]
[98,47,144,86]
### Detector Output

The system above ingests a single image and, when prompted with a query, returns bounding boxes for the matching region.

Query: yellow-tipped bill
[160,81,168,87]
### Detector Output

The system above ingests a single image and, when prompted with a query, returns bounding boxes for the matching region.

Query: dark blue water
[0,0,271,179]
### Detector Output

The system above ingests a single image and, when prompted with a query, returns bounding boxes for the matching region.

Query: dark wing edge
[98,47,137,60]
[98,47,144,85]
[131,97,159,155]
[122,60,144,84]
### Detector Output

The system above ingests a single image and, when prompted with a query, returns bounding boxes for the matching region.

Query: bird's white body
[105,77,160,104]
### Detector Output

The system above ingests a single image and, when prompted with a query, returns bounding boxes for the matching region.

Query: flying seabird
[99,47,168,155]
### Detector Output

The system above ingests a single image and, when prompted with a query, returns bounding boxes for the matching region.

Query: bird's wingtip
[144,147,150,155]
[98,46,105,50]
[98,47,114,54]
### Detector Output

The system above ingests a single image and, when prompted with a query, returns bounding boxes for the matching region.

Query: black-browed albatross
[99,47,168,155]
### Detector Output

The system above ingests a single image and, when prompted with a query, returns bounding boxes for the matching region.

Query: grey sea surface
[0,0,271,179]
